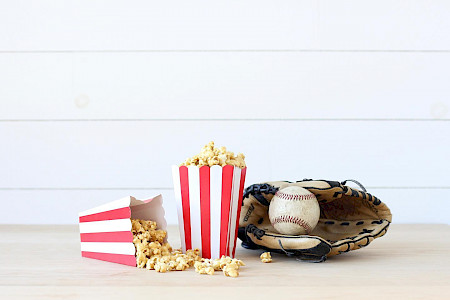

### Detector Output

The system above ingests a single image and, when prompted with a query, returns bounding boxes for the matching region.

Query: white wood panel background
[1,52,449,120]
[1,1,449,51]
[0,1,449,224]
[1,121,449,188]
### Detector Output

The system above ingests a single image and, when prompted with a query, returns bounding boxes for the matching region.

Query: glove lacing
[341,179,367,192]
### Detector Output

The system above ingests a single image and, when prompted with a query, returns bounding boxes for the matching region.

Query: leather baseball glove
[238,179,392,262]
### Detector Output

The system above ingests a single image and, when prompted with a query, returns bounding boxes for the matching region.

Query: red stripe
[220,165,234,257]
[79,207,131,223]
[179,166,192,250]
[199,166,211,258]
[82,251,136,266]
[233,167,247,257]
[80,231,133,243]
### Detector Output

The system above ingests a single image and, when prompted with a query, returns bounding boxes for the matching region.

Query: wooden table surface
[1,224,449,299]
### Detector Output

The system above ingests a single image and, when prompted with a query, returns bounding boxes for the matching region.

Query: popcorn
[155,262,169,273]
[211,259,221,271]
[145,256,159,270]
[223,264,239,278]
[131,219,245,277]
[260,252,272,263]
[180,141,246,168]
[195,266,215,275]
[132,219,191,272]
[175,260,189,271]
[194,261,211,275]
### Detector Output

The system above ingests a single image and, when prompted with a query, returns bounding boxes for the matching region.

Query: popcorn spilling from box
[79,195,167,266]
[132,218,244,276]
[79,193,245,277]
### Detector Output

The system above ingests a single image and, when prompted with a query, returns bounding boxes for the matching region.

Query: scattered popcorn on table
[194,261,215,275]
[196,256,245,277]
[180,141,246,168]
[131,219,245,277]
[260,252,272,263]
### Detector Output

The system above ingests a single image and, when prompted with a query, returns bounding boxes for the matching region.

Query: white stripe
[209,165,222,259]
[172,165,186,252]
[228,167,242,257]
[79,218,131,233]
[188,166,202,252]
[80,242,136,255]
[79,196,131,217]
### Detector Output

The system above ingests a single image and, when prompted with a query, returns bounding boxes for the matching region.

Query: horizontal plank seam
[0,187,449,190]
[0,119,448,122]
[1,49,450,54]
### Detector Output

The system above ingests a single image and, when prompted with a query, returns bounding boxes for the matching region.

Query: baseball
[268,186,320,235]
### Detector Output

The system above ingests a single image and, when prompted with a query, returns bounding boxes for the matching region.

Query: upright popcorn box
[172,165,247,259]
[79,195,166,266]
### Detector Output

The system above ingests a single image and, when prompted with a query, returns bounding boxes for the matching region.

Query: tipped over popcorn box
[78,195,166,266]
[172,165,247,259]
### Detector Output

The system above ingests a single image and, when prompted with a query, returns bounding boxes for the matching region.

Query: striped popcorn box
[172,165,247,259]
[79,195,166,266]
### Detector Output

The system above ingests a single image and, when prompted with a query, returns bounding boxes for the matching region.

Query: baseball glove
[238,179,392,262]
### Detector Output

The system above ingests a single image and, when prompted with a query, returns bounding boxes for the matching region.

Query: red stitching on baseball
[271,215,312,234]
[275,191,315,201]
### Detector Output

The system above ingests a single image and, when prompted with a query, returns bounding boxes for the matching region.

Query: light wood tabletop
[1,224,449,299]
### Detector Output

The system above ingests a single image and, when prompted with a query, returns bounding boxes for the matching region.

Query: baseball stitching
[271,215,312,234]
[275,191,315,201]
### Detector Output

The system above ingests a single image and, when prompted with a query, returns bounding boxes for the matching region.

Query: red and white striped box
[79,195,166,266]
[172,165,247,259]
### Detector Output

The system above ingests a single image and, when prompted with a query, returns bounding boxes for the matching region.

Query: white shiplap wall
[1,1,449,224]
